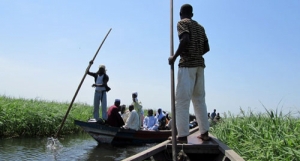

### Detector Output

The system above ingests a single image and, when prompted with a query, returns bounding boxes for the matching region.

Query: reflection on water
[0,133,156,161]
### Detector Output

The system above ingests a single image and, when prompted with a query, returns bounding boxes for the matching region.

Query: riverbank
[0,95,92,137]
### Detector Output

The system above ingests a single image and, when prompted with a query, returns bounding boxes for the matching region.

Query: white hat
[99,65,106,71]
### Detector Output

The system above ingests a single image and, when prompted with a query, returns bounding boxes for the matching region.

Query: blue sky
[1,0,299,116]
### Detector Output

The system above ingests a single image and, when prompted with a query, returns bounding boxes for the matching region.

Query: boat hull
[74,120,172,145]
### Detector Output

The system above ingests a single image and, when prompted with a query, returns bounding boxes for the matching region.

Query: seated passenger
[165,118,172,130]
[214,113,221,122]
[143,109,159,131]
[123,105,139,131]
[106,99,125,127]
[156,108,166,130]
[189,119,198,129]
[119,104,129,123]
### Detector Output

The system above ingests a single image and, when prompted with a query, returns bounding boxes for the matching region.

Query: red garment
[106,105,124,127]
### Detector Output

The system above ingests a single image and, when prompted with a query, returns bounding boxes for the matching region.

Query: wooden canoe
[74,120,172,146]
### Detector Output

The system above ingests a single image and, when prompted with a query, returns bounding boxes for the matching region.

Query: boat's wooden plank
[122,127,199,161]
[122,140,170,161]
[166,144,220,154]
[210,135,245,161]
[188,130,218,145]
[163,131,221,155]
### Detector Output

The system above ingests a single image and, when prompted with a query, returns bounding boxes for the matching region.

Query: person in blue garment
[143,109,159,131]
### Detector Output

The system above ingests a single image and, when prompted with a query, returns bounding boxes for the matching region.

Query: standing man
[211,109,217,120]
[106,99,124,127]
[168,4,211,142]
[86,62,111,121]
[132,92,143,127]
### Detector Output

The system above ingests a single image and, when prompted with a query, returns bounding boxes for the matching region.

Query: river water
[0,133,155,161]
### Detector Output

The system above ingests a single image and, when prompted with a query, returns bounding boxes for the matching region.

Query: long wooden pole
[54,28,112,138]
[170,0,177,160]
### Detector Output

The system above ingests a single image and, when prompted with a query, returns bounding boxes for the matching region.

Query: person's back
[106,99,124,127]
[168,4,211,143]
[123,105,140,131]
[177,18,207,68]
[211,109,216,120]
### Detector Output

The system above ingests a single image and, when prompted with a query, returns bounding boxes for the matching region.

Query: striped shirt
[177,18,208,68]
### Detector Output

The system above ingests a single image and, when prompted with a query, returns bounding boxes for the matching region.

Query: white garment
[132,101,143,127]
[121,111,130,123]
[123,110,139,131]
[143,116,158,131]
[175,67,209,137]
[95,75,105,91]
[166,119,172,129]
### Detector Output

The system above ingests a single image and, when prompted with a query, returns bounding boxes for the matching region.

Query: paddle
[169,0,178,160]
[54,28,112,138]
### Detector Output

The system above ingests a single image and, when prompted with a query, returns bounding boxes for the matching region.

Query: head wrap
[156,108,165,120]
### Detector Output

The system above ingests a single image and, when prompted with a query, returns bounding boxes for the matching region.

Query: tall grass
[2,95,300,160]
[210,108,300,161]
[0,95,92,137]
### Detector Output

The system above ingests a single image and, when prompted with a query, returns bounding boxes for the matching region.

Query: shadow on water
[0,132,156,161]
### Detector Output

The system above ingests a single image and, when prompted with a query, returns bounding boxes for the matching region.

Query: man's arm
[203,39,210,55]
[86,71,96,77]
[143,117,147,129]
[86,60,95,76]
[168,32,190,65]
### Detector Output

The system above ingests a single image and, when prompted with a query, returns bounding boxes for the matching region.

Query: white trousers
[175,67,209,137]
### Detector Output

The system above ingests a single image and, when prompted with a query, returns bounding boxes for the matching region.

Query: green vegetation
[1,95,299,160]
[0,95,92,137]
[210,108,300,161]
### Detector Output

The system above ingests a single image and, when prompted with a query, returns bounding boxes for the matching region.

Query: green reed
[210,108,300,161]
[0,95,93,137]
